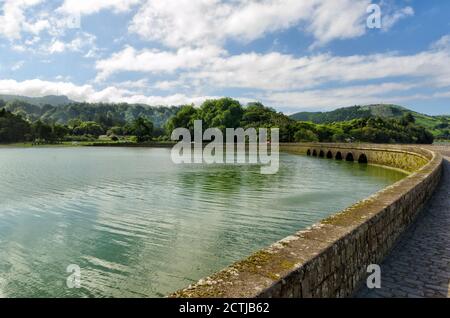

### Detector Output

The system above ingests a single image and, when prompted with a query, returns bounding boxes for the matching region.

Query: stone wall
[171,143,443,298]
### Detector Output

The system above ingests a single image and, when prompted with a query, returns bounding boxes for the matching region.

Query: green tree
[52,124,70,141]
[0,109,31,143]
[199,98,243,130]
[400,112,416,125]
[73,121,104,137]
[32,120,53,141]
[294,129,319,142]
[125,117,154,142]
[107,126,124,136]
[165,105,198,136]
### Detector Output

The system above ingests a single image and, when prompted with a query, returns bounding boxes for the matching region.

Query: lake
[0,147,405,297]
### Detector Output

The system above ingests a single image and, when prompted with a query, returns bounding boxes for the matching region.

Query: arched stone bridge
[307,147,367,163]
[285,143,431,173]
[172,143,443,298]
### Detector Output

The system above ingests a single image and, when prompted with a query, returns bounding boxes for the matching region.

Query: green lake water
[0,147,405,297]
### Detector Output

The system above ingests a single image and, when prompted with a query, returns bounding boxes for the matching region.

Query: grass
[0,139,177,148]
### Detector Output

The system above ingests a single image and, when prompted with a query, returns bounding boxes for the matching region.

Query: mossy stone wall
[171,143,443,298]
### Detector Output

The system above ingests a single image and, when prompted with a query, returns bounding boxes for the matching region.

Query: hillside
[1,98,437,144]
[290,104,450,139]
[0,99,180,128]
[0,94,74,107]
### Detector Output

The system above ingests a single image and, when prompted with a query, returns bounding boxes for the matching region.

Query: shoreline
[1,141,448,149]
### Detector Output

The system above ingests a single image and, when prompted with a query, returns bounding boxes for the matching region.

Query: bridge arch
[307,149,311,156]
[326,151,333,159]
[335,152,343,160]
[312,150,318,157]
[346,153,354,162]
[319,150,325,158]
[358,153,368,164]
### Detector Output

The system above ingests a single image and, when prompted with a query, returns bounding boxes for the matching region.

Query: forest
[0,98,435,145]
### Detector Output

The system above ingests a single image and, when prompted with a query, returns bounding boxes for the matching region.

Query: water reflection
[0,147,405,297]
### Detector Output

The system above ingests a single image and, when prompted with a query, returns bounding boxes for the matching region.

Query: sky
[0,0,449,115]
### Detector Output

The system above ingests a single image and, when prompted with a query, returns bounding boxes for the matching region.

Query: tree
[199,98,243,130]
[0,109,31,143]
[165,105,198,135]
[107,126,124,136]
[294,129,319,142]
[125,117,154,142]
[400,113,415,125]
[32,120,53,141]
[241,102,274,126]
[72,121,104,137]
[52,124,70,141]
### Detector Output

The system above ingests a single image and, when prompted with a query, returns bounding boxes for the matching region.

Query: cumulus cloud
[129,0,372,48]
[194,50,450,91]
[0,0,138,56]
[94,43,450,92]
[0,0,443,111]
[46,32,96,54]
[95,45,226,81]
[0,0,45,39]
[56,0,141,16]
[0,79,220,106]
[306,0,369,48]
[264,82,419,109]
[0,77,441,110]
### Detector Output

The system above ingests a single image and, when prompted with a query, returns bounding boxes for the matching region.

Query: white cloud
[196,49,450,90]
[11,61,25,71]
[0,0,137,53]
[0,79,219,106]
[95,43,450,92]
[23,18,50,35]
[129,0,372,48]
[0,0,45,39]
[0,77,445,110]
[307,0,369,48]
[57,0,141,16]
[112,79,149,89]
[45,32,97,54]
[48,40,65,53]
[95,45,225,81]
[264,82,419,109]
[432,35,450,50]
[1,0,443,112]
[382,6,414,30]
[152,80,185,91]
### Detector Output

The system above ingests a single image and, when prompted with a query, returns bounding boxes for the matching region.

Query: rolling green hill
[0,99,180,128]
[290,104,450,139]
[0,94,74,107]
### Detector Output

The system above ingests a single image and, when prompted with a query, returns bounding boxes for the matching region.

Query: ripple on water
[0,147,406,297]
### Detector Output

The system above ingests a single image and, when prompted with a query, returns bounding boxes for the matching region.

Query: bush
[294,129,319,142]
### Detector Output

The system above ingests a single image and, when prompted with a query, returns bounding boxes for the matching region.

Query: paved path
[357,148,450,298]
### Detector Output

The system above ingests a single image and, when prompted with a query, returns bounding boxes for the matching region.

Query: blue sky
[0,0,449,115]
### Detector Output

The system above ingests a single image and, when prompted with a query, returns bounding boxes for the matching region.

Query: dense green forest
[0,97,437,144]
[290,104,450,140]
[166,99,434,144]
[0,108,155,144]
[1,99,179,128]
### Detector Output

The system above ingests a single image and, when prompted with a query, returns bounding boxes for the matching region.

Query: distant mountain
[290,104,450,138]
[1,99,180,128]
[0,94,74,107]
